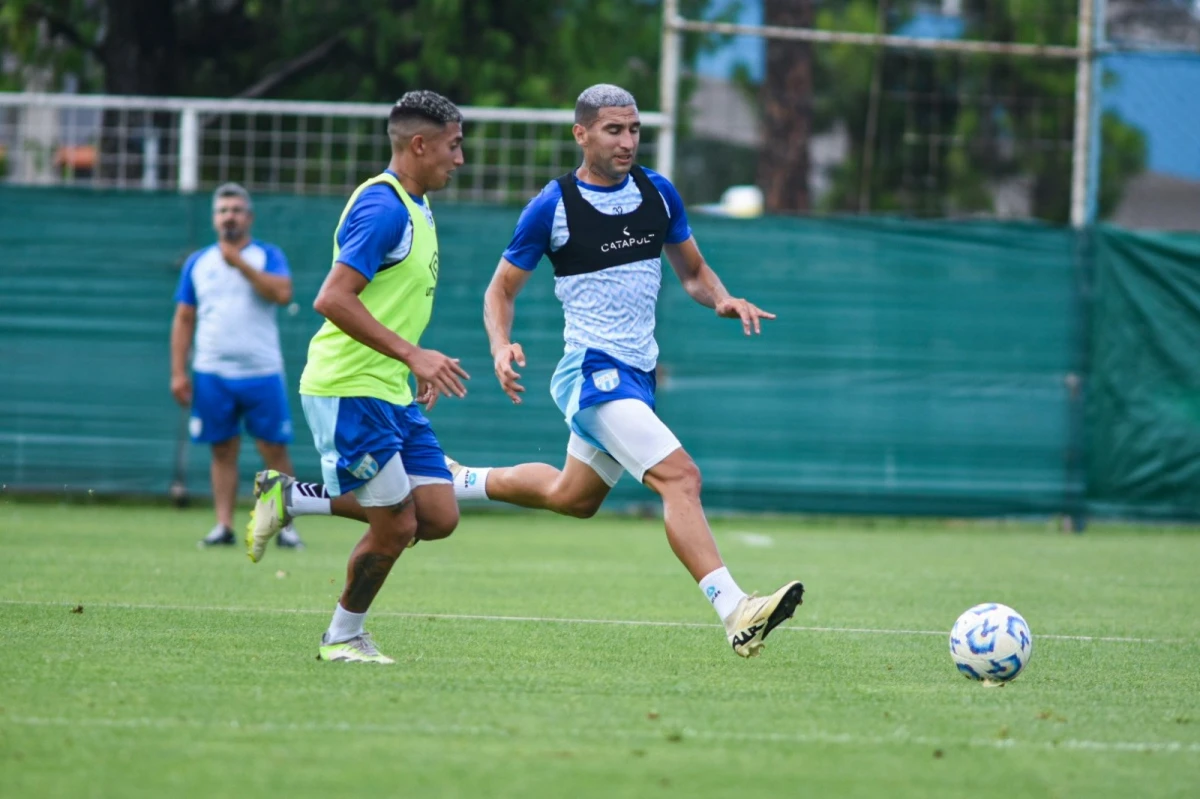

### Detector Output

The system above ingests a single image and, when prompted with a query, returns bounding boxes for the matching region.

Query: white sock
[699,567,748,622]
[289,482,331,516]
[452,465,491,500]
[325,603,366,644]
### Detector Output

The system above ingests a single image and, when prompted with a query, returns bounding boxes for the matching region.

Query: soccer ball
[949,603,1033,686]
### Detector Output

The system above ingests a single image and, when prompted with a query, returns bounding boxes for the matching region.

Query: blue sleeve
[646,169,692,244]
[173,250,201,306]
[335,185,409,281]
[261,243,291,276]
[501,182,561,271]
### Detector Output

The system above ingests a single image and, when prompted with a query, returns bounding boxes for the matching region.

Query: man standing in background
[169,182,305,550]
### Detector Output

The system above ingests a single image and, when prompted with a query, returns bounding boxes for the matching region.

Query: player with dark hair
[248,90,469,663]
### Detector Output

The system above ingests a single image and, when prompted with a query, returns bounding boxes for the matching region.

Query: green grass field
[1,501,1198,798]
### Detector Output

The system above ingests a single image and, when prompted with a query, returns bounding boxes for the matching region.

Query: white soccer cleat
[724,580,806,658]
[318,632,395,664]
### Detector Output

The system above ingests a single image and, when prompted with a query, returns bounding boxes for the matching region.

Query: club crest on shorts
[348,453,379,481]
[592,368,621,392]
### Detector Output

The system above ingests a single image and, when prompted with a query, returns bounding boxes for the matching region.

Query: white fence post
[178,106,199,193]
[1069,0,1098,229]
[657,0,681,181]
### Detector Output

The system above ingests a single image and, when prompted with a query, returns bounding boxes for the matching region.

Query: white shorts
[568,398,682,486]
[353,454,451,508]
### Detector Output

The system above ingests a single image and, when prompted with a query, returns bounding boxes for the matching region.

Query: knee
[661,459,702,501]
[554,492,604,519]
[419,507,460,541]
[210,439,239,463]
[373,513,419,556]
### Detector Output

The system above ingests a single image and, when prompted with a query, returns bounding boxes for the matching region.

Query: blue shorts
[189,371,293,444]
[550,348,657,453]
[300,395,452,496]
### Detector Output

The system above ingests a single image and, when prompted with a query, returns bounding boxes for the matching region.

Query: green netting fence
[0,186,1196,519]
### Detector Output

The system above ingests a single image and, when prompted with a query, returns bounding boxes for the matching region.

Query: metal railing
[0,93,667,203]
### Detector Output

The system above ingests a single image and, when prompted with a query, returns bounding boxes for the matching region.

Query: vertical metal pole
[657,0,681,181]
[178,106,199,193]
[1069,0,1097,229]
[142,129,160,190]
[1084,0,1107,223]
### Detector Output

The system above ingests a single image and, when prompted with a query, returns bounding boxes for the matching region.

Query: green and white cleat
[724,580,806,658]
[246,469,294,563]
[318,632,395,664]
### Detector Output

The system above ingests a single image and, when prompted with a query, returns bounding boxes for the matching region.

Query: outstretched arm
[484,258,535,404]
[664,236,776,335]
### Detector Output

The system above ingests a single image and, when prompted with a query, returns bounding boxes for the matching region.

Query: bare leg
[411,482,459,540]
[340,498,418,613]
[254,440,294,477]
[292,482,457,540]
[210,437,240,529]
[641,448,723,582]
[483,456,612,518]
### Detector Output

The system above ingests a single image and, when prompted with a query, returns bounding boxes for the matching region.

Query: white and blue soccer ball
[949,603,1033,686]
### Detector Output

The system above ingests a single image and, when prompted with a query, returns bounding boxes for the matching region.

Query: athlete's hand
[493,343,526,405]
[408,347,469,401]
[217,239,246,269]
[415,379,438,412]
[170,373,192,406]
[715,297,776,335]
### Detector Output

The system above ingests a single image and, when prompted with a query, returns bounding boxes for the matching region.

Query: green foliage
[0,0,717,108]
[809,0,1147,221]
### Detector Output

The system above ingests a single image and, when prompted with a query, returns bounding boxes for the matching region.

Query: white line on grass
[5,715,1198,756]
[0,598,1183,644]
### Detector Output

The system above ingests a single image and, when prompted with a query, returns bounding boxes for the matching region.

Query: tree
[0,0,716,107]
[808,0,1146,222]
[757,0,815,213]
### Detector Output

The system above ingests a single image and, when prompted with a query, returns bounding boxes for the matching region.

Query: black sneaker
[277,524,305,550]
[199,524,236,547]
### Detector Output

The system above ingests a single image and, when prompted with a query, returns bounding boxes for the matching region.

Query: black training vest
[546,164,671,278]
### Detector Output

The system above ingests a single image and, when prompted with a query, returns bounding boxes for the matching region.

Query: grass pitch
[0,501,1197,798]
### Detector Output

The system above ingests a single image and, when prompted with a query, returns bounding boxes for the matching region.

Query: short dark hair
[387,90,463,143]
[574,84,638,127]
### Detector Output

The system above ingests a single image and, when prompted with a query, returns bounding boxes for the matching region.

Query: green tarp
[1,186,1196,519]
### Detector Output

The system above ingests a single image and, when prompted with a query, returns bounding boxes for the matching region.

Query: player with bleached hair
[448,84,804,658]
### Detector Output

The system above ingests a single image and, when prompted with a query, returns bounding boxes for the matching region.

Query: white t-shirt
[174,240,290,379]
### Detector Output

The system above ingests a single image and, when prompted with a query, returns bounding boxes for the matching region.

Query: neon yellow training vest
[299,172,438,405]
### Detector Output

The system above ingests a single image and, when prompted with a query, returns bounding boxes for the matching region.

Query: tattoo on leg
[344,552,396,610]
[388,495,414,515]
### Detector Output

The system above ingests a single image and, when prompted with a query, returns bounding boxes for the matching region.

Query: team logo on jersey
[592,368,621,392]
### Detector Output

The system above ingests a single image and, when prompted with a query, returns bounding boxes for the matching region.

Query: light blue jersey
[502,168,692,371]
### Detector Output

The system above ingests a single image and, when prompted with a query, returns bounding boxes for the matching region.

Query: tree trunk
[98,0,179,184]
[757,0,814,213]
